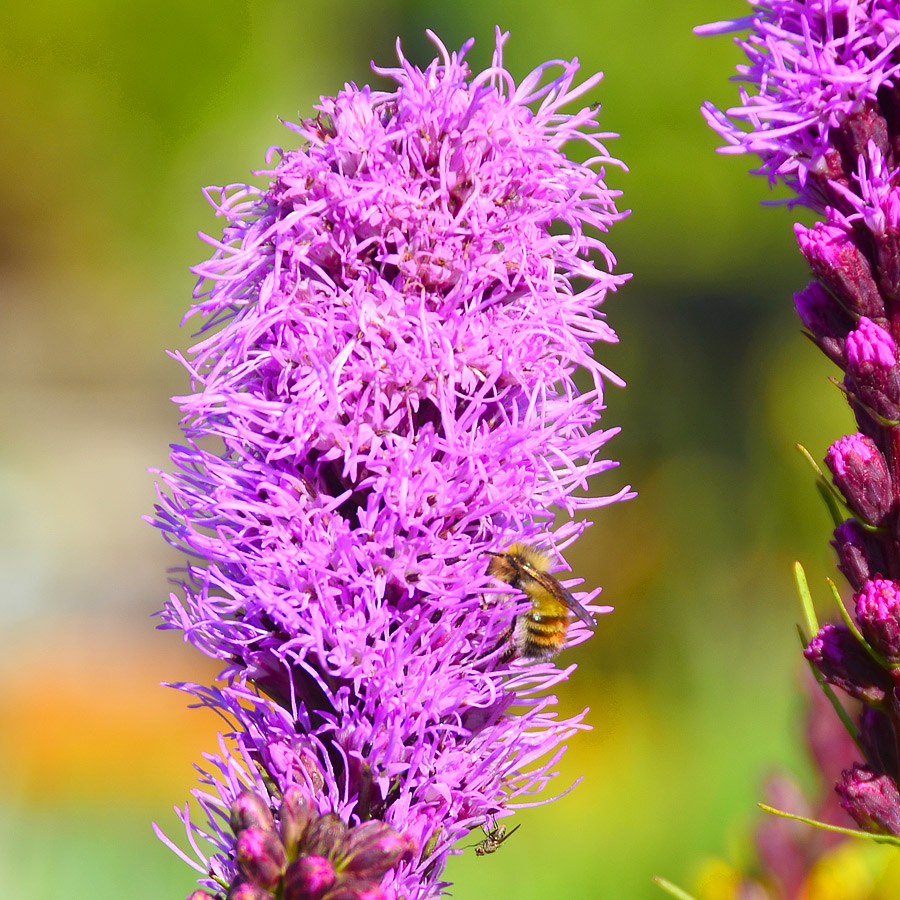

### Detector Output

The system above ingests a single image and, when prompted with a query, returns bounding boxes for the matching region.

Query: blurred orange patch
[0,618,223,809]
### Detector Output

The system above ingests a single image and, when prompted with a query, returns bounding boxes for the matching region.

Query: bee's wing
[535,571,595,627]
[558,585,596,627]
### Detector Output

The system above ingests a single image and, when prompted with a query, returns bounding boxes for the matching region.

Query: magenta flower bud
[187,892,215,900]
[279,786,315,858]
[856,578,900,664]
[227,884,275,900]
[302,814,348,858]
[804,623,890,706]
[845,317,900,421]
[283,855,337,900]
[795,222,884,319]
[341,821,413,879]
[237,826,287,890]
[832,519,888,591]
[231,790,277,837]
[836,764,900,836]
[847,317,900,369]
[325,880,387,900]
[793,281,854,366]
[825,433,893,525]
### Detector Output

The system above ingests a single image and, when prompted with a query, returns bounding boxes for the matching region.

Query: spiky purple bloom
[150,29,631,900]
[697,2,900,213]
[699,0,900,840]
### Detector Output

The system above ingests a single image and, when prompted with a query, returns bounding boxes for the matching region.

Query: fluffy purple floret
[698,1,900,209]
[150,29,630,900]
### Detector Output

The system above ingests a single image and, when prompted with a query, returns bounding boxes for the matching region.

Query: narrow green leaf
[793,561,818,637]
[652,876,700,900]
[796,443,844,526]
[796,443,825,478]
[816,480,845,528]
[758,804,900,846]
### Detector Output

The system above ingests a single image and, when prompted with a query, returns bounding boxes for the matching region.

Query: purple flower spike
[150,29,631,900]
[825,433,892,526]
[701,0,900,847]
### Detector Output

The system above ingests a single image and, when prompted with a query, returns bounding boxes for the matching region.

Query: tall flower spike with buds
[151,29,631,900]
[699,1,900,840]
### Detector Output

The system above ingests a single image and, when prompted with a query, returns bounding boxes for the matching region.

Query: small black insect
[471,821,521,856]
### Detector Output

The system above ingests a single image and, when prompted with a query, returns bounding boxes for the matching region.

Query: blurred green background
[0,0,870,897]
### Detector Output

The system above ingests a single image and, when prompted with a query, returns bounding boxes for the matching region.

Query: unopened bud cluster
[791,99,900,838]
[188,788,414,900]
[799,242,900,831]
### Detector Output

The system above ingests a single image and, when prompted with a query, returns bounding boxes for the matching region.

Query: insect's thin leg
[495,621,517,663]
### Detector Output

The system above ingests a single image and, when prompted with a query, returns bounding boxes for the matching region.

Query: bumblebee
[487,542,594,660]
[471,821,521,856]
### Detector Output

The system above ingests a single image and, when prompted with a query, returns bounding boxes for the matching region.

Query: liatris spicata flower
[698,0,900,840]
[150,29,631,900]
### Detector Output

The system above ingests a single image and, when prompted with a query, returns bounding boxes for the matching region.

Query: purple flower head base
[151,29,631,900]
[700,0,900,842]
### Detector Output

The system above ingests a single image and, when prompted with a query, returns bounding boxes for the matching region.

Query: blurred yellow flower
[695,858,744,900]
[800,841,900,900]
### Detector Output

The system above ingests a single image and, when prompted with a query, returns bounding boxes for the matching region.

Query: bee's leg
[493,620,518,664]
[474,619,517,665]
